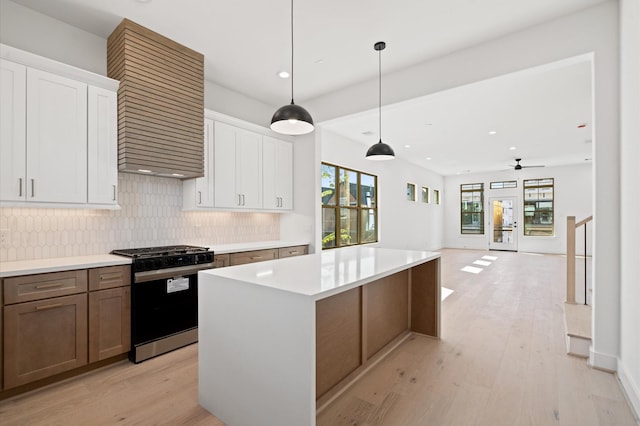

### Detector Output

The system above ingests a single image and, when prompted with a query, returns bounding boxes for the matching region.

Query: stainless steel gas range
[111,245,214,363]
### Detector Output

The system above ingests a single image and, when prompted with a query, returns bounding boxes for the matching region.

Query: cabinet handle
[31,179,35,197]
[250,256,262,260]
[242,194,246,206]
[237,194,242,206]
[198,191,202,204]
[100,272,122,281]
[35,302,63,311]
[35,282,64,289]
[18,178,23,197]
[113,185,117,201]
[289,251,299,255]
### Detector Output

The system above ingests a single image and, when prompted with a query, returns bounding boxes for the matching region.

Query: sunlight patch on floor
[473,260,491,266]
[482,255,498,261]
[461,266,483,274]
[441,287,454,301]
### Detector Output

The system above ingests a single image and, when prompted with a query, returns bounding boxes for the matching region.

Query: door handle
[198,191,202,204]
[113,185,117,201]
[18,178,23,197]
[31,179,35,197]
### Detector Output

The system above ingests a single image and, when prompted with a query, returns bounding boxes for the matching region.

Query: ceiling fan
[511,158,544,170]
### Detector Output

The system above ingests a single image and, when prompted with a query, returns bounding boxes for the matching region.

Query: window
[523,178,554,236]
[421,186,430,203]
[407,183,416,201]
[322,163,378,249]
[490,180,517,189]
[460,183,484,234]
[434,189,440,205]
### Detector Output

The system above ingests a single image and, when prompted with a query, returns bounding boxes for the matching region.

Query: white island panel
[198,274,316,426]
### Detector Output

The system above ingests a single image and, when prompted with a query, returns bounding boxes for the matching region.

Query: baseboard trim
[589,348,617,372]
[617,361,640,423]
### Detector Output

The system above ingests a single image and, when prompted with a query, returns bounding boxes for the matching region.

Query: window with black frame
[523,178,554,236]
[460,183,484,234]
[321,163,378,249]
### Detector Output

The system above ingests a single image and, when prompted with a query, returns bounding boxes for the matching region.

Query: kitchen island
[198,246,441,426]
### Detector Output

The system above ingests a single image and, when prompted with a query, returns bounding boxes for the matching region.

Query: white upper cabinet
[214,121,262,209]
[183,112,294,212]
[0,44,119,208]
[0,59,27,202]
[26,67,88,203]
[87,86,118,204]
[262,136,293,210]
[87,86,118,205]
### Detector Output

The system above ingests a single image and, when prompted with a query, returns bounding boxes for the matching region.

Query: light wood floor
[0,249,636,425]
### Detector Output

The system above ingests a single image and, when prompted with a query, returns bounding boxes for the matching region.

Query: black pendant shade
[366,41,395,160]
[270,0,314,136]
[271,100,314,135]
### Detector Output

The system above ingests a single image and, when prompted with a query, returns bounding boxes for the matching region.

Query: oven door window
[132,274,198,345]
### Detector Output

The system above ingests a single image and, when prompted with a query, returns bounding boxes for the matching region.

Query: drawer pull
[289,251,299,255]
[35,303,63,311]
[99,273,122,281]
[250,256,263,260]
[35,283,64,289]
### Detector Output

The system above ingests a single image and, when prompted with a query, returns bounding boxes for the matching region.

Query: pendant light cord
[378,45,382,142]
[290,0,294,104]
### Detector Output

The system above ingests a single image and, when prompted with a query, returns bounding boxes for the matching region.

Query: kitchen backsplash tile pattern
[0,173,279,262]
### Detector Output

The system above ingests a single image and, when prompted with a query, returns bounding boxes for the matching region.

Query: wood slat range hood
[107,19,204,178]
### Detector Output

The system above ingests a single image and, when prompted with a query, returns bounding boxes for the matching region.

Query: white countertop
[200,246,440,300]
[204,240,309,254]
[0,254,132,278]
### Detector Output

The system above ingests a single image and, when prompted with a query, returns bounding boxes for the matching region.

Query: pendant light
[270,0,314,135]
[366,41,395,160]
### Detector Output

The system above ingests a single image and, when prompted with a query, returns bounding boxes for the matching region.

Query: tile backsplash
[0,173,279,262]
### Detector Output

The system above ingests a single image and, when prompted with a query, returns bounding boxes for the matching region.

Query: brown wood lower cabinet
[89,286,131,363]
[1,265,131,393]
[217,245,309,268]
[3,293,88,388]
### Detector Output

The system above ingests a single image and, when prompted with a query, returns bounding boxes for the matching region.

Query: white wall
[443,163,593,254]
[321,130,444,252]
[618,0,640,418]
[306,1,621,373]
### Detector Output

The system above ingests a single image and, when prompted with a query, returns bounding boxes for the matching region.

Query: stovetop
[111,245,209,259]
[111,245,214,272]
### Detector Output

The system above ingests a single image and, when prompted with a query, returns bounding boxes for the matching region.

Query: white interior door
[489,197,518,251]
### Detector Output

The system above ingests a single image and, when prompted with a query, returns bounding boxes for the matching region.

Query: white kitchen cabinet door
[194,118,215,207]
[26,68,87,203]
[87,86,118,205]
[214,121,262,209]
[262,136,293,210]
[235,128,262,209]
[0,59,27,201]
[214,121,239,208]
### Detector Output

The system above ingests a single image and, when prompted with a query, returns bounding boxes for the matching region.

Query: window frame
[523,178,555,236]
[321,162,378,249]
[460,183,485,235]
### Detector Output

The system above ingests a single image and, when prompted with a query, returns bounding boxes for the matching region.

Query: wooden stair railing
[566,215,593,304]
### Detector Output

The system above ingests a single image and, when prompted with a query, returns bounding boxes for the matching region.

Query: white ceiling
[10,0,603,175]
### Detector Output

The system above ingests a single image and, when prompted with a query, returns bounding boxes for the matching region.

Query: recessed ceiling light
[314,59,324,64]
[362,130,375,136]
[489,130,497,135]
[509,146,517,150]
[135,0,152,3]
[426,157,432,160]
[277,71,290,79]
[404,145,411,148]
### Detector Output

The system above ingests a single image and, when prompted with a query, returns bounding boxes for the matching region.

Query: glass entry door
[489,197,518,251]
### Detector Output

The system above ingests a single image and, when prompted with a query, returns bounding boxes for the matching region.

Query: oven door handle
[134,262,215,283]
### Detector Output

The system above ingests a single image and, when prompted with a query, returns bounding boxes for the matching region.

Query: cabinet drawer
[278,245,308,259]
[3,270,88,305]
[213,254,230,268]
[89,265,131,291]
[229,249,277,266]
